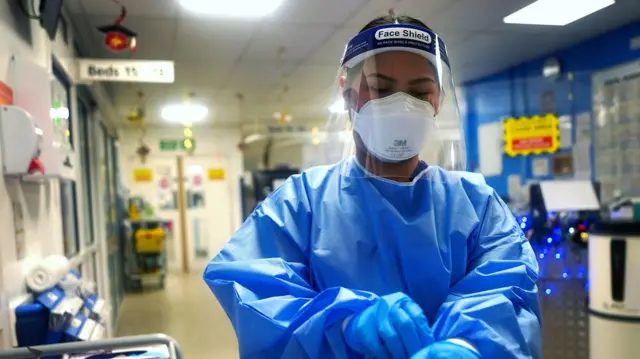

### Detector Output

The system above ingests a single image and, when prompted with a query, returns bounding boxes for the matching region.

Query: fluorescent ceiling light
[161,104,209,124]
[179,0,284,17]
[329,99,347,114]
[503,0,615,26]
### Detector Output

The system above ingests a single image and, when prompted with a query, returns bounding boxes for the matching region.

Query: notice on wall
[133,168,153,182]
[575,112,591,143]
[77,59,175,83]
[208,168,225,181]
[559,115,573,149]
[186,165,205,209]
[532,157,550,177]
[157,165,177,211]
[478,121,504,176]
[504,115,560,156]
[507,175,522,202]
[573,141,592,180]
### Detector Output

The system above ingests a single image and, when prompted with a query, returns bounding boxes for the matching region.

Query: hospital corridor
[115,273,237,359]
[1,0,640,358]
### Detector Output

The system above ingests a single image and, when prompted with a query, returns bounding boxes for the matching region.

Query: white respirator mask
[351,92,436,163]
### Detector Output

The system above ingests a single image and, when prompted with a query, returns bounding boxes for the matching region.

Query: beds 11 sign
[77,59,175,84]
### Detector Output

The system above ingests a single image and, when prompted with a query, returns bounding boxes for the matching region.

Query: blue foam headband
[341,24,450,69]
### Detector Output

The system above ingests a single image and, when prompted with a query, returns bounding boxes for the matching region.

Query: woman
[204,14,541,359]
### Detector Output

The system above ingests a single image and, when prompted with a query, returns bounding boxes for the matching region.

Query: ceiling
[65,0,640,128]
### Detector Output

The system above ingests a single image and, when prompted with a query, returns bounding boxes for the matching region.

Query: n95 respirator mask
[351,92,436,163]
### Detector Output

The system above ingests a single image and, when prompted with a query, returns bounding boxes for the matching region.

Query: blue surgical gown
[203,159,541,359]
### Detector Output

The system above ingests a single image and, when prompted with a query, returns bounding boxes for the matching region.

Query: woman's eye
[410,91,430,99]
[370,87,391,94]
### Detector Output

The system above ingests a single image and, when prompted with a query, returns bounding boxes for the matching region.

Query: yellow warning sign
[503,114,560,157]
[208,168,225,181]
[133,168,153,183]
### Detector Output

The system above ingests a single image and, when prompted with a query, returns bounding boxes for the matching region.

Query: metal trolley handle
[0,334,183,359]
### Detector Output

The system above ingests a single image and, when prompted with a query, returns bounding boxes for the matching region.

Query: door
[183,156,234,271]
[128,156,182,272]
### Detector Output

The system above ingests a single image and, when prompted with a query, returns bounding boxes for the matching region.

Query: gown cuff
[446,338,479,354]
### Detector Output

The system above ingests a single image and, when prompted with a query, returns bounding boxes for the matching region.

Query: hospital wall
[0,2,123,345]
[118,127,244,270]
[463,20,640,198]
[0,1,72,347]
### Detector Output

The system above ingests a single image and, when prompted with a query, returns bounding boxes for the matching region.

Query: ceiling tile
[395,0,456,23]
[173,19,258,61]
[221,61,296,98]
[267,0,369,25]
[346,0,396,28]
[77,0,178,18]
[67,0,640,128]
[564,0,640,34]
[241,23,335,63]
[429,0,533,32]
[285,65,337,99]
[173,61,233,88]
[304,26,361,65]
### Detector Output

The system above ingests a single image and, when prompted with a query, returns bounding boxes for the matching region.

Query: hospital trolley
[0,334,182,359]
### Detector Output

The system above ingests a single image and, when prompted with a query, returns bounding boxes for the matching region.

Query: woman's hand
[344,292,435,359]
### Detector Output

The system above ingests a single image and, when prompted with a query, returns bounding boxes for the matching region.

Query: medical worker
[204,13,541,359]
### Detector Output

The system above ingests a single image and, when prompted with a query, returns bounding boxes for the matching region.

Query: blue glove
[344,292,434,359]
[411,341,480,359]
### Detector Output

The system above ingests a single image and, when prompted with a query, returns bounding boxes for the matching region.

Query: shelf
[3,173,75,183]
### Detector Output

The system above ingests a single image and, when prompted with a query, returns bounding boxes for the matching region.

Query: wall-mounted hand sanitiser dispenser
[0,106,44,175]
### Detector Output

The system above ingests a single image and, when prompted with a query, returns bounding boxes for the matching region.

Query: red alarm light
[96,4,137,53]
[98,23,137,53]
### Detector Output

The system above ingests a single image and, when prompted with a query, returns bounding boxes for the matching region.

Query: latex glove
[410,341,480,359]
[344,292,434,359]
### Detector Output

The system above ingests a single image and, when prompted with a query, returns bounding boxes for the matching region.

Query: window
[59,181,80,256]
[53,62,80,257]
[78,99,95,244]
[92,252,99,288]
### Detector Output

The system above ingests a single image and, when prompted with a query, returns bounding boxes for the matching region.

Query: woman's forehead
[362,51,436,77]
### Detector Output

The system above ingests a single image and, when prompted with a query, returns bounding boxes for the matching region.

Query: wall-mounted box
[10,56,76,181]
[0,106,43,175]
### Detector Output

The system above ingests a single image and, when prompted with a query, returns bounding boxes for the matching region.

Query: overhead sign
[77,59,174,83]
[159,139,196,152]
[504,114,560,156]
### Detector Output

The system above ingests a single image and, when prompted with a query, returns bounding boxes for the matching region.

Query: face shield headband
[341,24,451,90]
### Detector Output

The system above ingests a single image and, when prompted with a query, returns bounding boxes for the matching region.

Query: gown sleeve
[431,190,542,359]
[203,175,377,359]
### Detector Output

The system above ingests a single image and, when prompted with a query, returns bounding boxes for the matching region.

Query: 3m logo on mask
[394,140,408,147]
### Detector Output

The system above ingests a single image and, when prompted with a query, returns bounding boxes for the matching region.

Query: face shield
[325,24,466,180]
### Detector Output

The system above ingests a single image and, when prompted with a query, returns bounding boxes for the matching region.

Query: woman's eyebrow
[409,77,436,85]
[366,73,396,83]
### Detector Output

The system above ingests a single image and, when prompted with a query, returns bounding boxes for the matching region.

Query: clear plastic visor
[325,46,466,181]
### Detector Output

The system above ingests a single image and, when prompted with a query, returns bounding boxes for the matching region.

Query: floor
[115,271,239,359]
